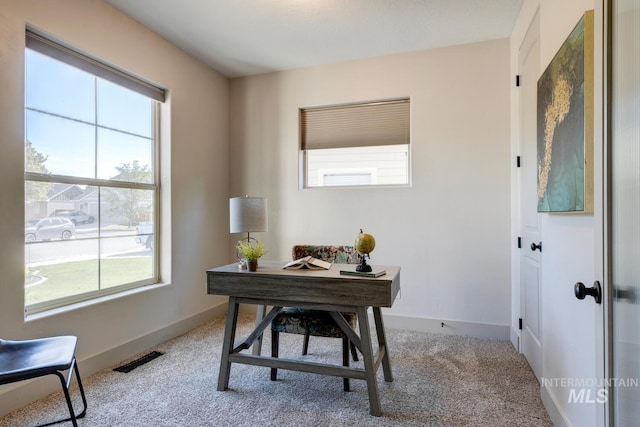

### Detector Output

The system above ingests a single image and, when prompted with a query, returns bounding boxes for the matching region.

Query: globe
[355,230,375,255]
[354,229,375,272]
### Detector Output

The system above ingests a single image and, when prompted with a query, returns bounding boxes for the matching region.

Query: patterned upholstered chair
[270,245,360,391]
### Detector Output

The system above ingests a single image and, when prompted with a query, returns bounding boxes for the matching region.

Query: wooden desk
[207,261,400,416]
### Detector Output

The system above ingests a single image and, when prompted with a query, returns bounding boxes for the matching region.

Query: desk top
[207,261,400,308]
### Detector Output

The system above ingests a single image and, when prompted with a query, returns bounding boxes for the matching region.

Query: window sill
[25,281,171,322]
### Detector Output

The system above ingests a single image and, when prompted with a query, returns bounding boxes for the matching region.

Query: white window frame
[300,98,410,189]
[24,29,165,315]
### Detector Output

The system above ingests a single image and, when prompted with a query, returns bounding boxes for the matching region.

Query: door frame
[594,1,609,425]
[517,8,543,381]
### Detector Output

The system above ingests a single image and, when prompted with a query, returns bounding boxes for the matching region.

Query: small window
[24,30,165,314]
[301,98,410,188]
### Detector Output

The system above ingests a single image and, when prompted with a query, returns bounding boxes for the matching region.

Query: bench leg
[350,342,359,362]
[342,337,350,392]
[302,328,310,355]
[270,329,279,381]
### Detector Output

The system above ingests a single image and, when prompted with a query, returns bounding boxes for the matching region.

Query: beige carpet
[0,315,552,426]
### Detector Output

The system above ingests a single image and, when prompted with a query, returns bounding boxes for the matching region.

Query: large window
[301,98,410,188]
[24,30,165,314]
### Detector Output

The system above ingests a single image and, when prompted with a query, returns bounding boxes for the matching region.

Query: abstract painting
[537,11,594,213]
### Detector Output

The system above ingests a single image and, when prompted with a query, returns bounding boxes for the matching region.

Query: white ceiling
[105,0,523,78]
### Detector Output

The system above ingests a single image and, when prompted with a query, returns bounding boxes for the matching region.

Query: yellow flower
[236,240,267,260]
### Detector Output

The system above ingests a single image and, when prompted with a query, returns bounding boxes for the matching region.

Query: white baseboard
[236,306,510,341]
[541,383,571,427]
[510,326,520,352]
[80,304,228,375]
[0,303,227,417]
[378,313,510,340]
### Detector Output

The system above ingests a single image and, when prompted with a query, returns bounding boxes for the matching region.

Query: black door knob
[574,281,602,304]
[531,242,542,252]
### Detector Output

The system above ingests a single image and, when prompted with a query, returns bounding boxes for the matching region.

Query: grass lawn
[26,257,153,305]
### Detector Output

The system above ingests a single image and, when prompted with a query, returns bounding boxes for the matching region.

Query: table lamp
[230,196,268,267]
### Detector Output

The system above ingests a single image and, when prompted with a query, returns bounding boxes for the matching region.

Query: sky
[25,49,155,183]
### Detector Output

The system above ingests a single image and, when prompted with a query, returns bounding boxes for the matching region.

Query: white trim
[237,306,510,339]
[377,312,510,340]
[541,383,572,427]
[24,282,171,322]
[510,325,521,352]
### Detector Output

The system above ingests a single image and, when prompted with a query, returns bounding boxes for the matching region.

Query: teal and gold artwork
[537,11,594,213]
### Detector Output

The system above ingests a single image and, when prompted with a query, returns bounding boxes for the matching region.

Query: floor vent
[113,351,164,373]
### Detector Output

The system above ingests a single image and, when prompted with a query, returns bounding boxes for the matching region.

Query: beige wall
[0,0,229,414]
[230,39,512,334]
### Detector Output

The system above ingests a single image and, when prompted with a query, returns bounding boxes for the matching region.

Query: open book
[283,256,332,270]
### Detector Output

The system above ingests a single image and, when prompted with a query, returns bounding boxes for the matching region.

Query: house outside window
[301,98,410,188]
[24,30,165,314]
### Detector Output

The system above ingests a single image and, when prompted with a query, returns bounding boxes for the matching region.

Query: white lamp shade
[229,196,268,233]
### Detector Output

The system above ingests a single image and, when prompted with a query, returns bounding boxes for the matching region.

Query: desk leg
[357,306,382,417]
[252,304,266,355]
[217,296,239,391]
[373,307,393,382]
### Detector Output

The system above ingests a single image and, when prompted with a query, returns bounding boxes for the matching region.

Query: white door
[609,0,639,424]
[516,7,606,426]
[518,12,543,380]
[538,9,604,426]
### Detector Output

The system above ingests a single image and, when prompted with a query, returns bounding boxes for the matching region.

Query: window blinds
[26,30,166,102]
[301,98,410,150]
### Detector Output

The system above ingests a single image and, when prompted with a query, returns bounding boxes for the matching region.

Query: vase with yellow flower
[236,240,267,271]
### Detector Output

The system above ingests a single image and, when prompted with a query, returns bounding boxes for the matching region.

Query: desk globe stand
[356,252,373,272]
[355,228,375,272]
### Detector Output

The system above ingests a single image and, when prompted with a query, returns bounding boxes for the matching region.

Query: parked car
[50,209,95,225]
[135,222,154,249]
[25,217,75,242]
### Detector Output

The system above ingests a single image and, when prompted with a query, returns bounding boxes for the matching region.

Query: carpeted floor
[0,315,552,426]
